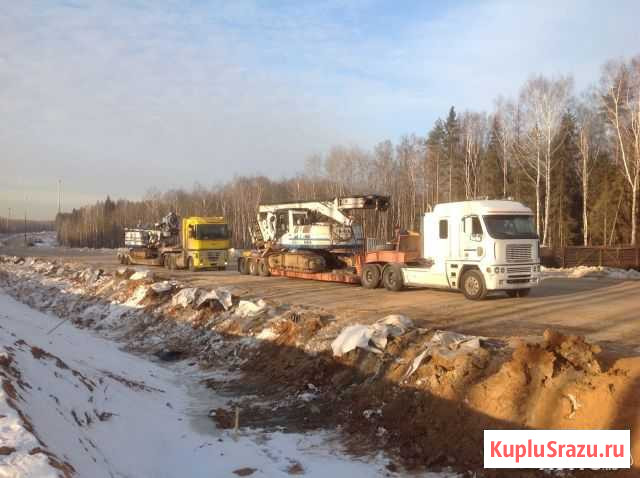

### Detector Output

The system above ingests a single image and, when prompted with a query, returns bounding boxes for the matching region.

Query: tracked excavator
[238,195,390,283]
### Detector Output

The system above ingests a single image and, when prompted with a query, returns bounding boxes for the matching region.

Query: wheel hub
[466,276,480,295]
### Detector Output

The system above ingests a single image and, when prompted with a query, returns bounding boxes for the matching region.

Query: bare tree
[601,57,640,244]
[518,75,573,245]
[461,111,487,199]
[575,92,602,245]
[493,97,517,197]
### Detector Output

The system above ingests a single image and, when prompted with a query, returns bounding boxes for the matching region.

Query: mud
[1,255,638,476]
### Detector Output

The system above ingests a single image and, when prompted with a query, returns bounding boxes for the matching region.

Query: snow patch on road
[542,265,640,280]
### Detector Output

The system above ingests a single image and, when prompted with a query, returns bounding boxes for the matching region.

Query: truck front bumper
[192,251,228,269]
[483,264,541,290]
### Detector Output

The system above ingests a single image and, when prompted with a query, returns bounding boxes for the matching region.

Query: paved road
[2,242,640,352]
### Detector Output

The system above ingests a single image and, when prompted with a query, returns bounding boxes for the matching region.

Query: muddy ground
[3,241,640,355]
[0,253,638,476]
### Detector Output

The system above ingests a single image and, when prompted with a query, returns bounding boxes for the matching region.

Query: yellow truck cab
[182,217,231,271]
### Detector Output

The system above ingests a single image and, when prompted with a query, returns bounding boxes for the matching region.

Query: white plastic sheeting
[331,315,413,357]
[404,330,483,378]
[171,288,199,308]
[235,299,268,318]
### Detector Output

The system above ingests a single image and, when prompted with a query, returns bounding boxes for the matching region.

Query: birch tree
[461,111,487,199]
[601,57,640,244]
[575,94,602,245]
[518,75,573,245]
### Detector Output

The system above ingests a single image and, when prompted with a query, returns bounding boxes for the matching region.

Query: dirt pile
[1,255,638,476]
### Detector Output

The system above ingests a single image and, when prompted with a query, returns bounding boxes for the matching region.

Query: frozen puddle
[0,291,452,477]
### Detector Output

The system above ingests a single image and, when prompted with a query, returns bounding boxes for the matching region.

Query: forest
[55,55,640,250]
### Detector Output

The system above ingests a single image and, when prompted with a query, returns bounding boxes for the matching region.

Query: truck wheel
[188,257,196,272]
[382,264,404,292]
[249,259,259,276]
[258,260,270,277]
[361,264,381,289]
[462,270,487,300]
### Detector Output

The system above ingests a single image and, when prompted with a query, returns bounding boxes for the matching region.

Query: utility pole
[57,179,61,214]
[24,195,28,246]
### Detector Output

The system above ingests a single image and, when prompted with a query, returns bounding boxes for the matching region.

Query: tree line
[0,218,53,235]
[56,54,640,249]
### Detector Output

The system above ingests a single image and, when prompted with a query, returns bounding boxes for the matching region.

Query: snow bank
[0,292,418,478]
[542,265,640,280]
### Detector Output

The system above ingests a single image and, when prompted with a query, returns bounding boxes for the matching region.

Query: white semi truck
[365,200,541,299]
[240,198,540,300]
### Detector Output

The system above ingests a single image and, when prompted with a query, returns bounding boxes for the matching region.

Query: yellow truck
[117,213,230,271]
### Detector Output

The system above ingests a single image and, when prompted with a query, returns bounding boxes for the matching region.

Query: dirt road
[3,241,640,351]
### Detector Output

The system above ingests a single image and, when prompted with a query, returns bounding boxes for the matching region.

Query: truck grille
[204,251,224,263]
[506,244,532,263]
[507,266,530,274]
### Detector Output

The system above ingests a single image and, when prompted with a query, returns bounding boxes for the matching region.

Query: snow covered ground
[0,289,450,477]
[541,265,640,280]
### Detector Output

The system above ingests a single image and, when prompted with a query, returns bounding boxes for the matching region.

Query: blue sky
[1,0,639,219]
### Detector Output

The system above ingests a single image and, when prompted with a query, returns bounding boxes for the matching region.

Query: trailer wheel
[462,270,487,300]
[361,264,381,289]
[248,259,259,276]
[258,260,270,277]
[382,264,404,292]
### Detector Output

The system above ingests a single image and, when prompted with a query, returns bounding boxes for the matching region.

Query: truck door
[460,215,484,261]
[431,217,450,273]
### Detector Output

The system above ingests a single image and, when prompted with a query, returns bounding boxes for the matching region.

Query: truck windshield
[195,224,229,240]
[482,215,538,239]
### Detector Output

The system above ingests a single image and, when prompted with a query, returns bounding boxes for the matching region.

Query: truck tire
[249,259,259,276]
[258,260,270,277]
[188,257,196,272]
[462,270,487,300]
[361,264,381,289]
[382,264,404,292]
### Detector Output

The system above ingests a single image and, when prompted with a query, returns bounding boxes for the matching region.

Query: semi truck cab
[364,200,541,299]
[182,217,231,270]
